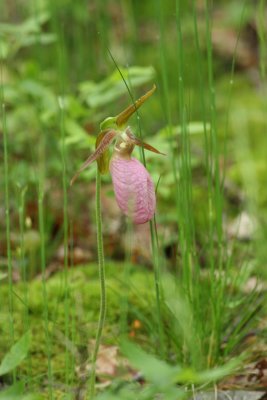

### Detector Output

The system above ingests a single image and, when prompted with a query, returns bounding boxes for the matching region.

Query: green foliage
[0,11,55,60]
[121,340,241,385]
[0,331,31,376]
[79,66,155,108]
[0,382,42,400]
[0,333,40,400]
[96,340,241,400]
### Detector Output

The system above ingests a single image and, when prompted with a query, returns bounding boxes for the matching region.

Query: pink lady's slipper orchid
[71,85,164,224]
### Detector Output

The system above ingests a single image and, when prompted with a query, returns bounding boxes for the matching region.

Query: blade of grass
[18,186,33,386]
[48,0,72,390]
[204,0,225,365]
[58,94,71,390]
[38,180,54,399]
[1,43,15,382]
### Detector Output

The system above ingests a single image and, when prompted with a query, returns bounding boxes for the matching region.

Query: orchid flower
[71,85,164,224]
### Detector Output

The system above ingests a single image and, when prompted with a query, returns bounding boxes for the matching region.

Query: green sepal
[100,116,117,131]
[96,131,112,174]
[116,85,156,127]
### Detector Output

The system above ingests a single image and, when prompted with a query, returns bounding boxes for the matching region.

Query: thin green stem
[1,56,15,382]
[205,0,225,365]
[18,187,28,329]
[69,219,76,387]
[150,217,164,356]
[175,0,195,301]
[258,0,266,79]
[38,187,54,400]
[18,186,33,385]
[88,169,106,400]
[58,95,70,389]
[107,49,165,356]
[154,0,181,358]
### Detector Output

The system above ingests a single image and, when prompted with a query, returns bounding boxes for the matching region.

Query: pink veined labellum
[70,85,165,224]
[109,131,157,224]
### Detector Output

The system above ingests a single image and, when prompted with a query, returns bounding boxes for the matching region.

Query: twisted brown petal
[70,129,117,185]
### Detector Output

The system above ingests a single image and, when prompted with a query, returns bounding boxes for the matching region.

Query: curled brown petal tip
[133,138,166,156]
[126,129,165,156]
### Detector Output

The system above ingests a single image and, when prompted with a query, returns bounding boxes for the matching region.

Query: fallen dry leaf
[95,344,119,377]
[220,358,267,390]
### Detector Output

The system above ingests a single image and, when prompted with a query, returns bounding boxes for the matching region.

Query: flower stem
[150,217,164,357]
[88,169,106,399]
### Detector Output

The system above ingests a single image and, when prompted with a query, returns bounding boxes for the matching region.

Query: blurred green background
[1,0,267,272]
[1,0,267,398]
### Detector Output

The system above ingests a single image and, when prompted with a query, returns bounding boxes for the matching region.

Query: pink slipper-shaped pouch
[110,156,156,224]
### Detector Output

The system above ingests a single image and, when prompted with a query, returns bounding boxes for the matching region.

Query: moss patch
[0,262,155,399]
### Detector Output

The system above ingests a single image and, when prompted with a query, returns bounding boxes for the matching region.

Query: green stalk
[191,0,210,361]
[205,0,224,365]
[175,0,195,300]
[108,50,165,356]
[30,1,54,391]
[58,96,70,389]
[258,0,266,80]
[205,0,219,365]
[49,0,71,388]
[155,0,181,232]
[1,58,15,381]
[69,220,77,387]
[19,186,33,385]
[153,0,182,358]
[149,217,164,356]
[19,187,28,329]
[88,169,106,400]
[38,186,54,400]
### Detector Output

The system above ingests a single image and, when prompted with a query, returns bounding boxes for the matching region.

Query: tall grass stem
[1,55,15,381]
